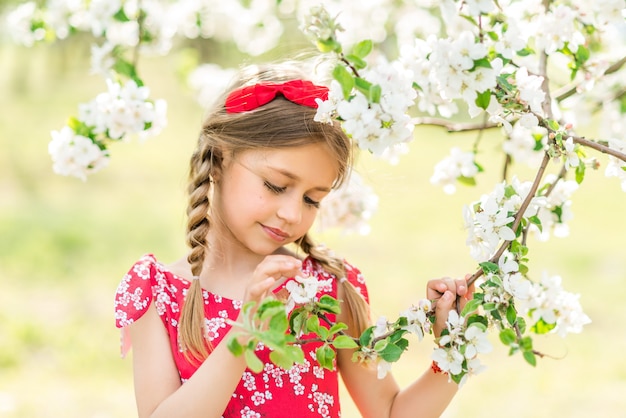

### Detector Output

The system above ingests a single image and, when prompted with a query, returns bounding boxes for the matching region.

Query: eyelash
[263,181,320,209]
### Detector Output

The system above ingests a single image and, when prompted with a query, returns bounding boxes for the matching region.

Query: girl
[114,63,470,418]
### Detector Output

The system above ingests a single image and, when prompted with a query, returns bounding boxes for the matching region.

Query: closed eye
[304,196,320,209]
[264,181,320,209]
[264,181,286,194]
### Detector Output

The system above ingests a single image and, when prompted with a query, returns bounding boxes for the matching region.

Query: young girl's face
[214,141,339,255]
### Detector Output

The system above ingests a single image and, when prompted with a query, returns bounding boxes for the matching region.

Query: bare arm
[129,255,303,418]
[130,301,248,418]
[340,277,468,418]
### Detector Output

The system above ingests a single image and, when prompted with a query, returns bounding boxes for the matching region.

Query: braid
[179,136,219,362]
[298,234,371,337]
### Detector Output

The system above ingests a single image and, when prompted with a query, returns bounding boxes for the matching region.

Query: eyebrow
[268,165,332,192]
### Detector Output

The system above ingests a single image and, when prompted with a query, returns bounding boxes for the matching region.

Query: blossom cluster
[491,250,591,337]
[49,79,167,180]
[431,312,492,384]
[284,274,333,314]
[314,61,416,161]
[463,175,580,262]
[48,127,110,181]
[316,172,379,235]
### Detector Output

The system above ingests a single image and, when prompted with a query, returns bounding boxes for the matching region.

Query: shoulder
[342,260,369,302]
[114,254,189,328]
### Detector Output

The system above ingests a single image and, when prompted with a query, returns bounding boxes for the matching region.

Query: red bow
[225,80,329,113]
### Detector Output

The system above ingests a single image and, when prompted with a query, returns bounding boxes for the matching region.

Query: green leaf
[450,371,465,384]
[359,326,375,346]
[475,90,491,110]
[318,326,329,341]
[466,314,488,329]
[112,59,142,86]
[457,175,477,186]
[316,38,342,54]
[269,350,294,370]
[257,299,285,319]
[328,322,348,335]
[528,215,542,232]
[461,298,482,317]
[289,310,306,335]
[354,77,372,96]
[373,339,388,352]
[268,312,288,334]
[332,335,359,349]
[479,262,500,274]
[388,329,408,343]
[472,58,492,69]
[316,344,336,370]
[113,8,130,22]
[369,84,382,104]
[519,336,533,351]
[306,315,321,334]
[351,40,373,58]
[345,54,367,70]
[227,335,244,356]
[244,350,264,373]
[499,328,517,346]
[287,345,305,365]
[575,163,585,184]
[547,119,560,131]
[523,350,537,366]
[395,337,409,352]
[531,318,556,334]
[575,44,590,64]
[506,305,517,326]
[516,47,534,57]
[317,295,341,314]
[517,317,527,334]
[332,65,355,100]
[378,342,405,362]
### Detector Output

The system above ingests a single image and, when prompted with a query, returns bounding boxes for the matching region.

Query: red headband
[224,80,329,113]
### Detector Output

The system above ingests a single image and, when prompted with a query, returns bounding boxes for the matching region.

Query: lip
[261,224,290,242]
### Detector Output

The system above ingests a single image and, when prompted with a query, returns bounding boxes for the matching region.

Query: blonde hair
[179,63,370,363]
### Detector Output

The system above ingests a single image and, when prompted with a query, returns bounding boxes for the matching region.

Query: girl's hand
[243,255,302,304]
[426,275,473,338]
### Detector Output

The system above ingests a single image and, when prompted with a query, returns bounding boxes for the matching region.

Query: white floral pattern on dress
[115,253,369,417]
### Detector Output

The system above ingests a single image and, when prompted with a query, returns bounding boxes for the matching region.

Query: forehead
[237,143,340,186]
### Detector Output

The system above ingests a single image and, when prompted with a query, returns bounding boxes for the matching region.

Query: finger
[455,278,467,297]
[254,255,302,282]
[433,290,454,337]
[247,276,276,301]
[426,278,452,299]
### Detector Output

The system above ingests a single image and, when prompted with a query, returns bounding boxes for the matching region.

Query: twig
[554,55,626,102]
[412,117,499,132]
[572,135,626,162]
[467,142,552,288]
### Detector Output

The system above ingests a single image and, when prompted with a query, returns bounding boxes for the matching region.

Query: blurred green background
[1,21,626,418]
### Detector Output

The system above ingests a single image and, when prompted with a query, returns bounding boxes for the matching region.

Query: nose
[276,193,302,224]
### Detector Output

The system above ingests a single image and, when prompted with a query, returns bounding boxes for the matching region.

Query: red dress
[114,254,369,418]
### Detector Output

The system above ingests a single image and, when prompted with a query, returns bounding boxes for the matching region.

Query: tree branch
[467,145,552,287]
[571,135,626,162]
[554,55,626,102]
[412,117,499,132]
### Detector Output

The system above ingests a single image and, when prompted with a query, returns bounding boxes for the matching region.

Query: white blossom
[463,326,492,359]
[284,274,333,313]
[430,147,478,194]
[316,171,378,235]
[562,137,580,170]
[515,67,546,114]
[48,126,110,181]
